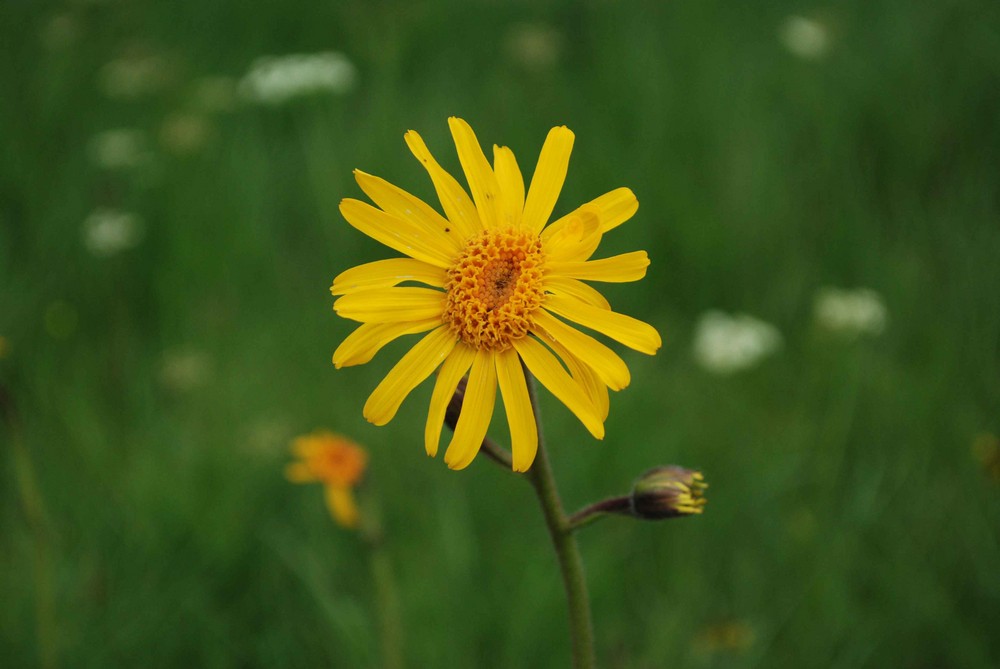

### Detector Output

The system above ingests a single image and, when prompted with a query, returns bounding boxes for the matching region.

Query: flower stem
[567,495,633,532]
[369,545,403,669]
[359,499,403,669]
[479,436,514,470]
[2,385,58,669]
[522,370,596,669]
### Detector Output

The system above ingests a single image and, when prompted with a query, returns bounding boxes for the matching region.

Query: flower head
[693,311,782,375]
[82,208,144,257]
[99,52,172,99]
[331,118,661,472]
[779,16,831,60]
[630,466,707,519]
[286,432,368,528]
[158,349,211,392]
[813,287,887,338]
[239,52,356,105]
[88,129,150,170]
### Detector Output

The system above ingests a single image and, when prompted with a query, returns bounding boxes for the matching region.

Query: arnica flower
[286,432,368,528]
[332,118,661,472]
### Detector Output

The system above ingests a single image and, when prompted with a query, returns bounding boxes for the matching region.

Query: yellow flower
[332,118,661,472]
[286,432,368,528]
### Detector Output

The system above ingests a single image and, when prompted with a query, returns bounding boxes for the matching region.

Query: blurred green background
[2,0,999,667]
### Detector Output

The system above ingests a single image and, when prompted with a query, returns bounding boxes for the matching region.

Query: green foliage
[2,0,999,666]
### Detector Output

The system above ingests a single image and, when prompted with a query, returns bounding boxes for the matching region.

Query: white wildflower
[88,129,149,169]
[244,417,294,455]
[504,23,563,72]
[159,350,212,392]
[83,208,143,257]
[160,114,211,155]
[693,311,783,375]
[779,16,830,60]
[99,53,171,99]
[813,287,887,337]
[40,13,80,51]
[239,52,357,105]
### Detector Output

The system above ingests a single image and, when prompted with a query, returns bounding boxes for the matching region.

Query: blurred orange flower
[286,431,368,528]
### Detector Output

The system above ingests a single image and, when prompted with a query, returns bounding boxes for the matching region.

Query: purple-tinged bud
[444,375,468,432]
[630,466,707,519]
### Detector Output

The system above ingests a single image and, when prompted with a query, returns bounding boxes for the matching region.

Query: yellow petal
[404,130,480,239]
[325,485,359,528]
[548,251,650,283]
[333,319,441,368]
[538,189,638,262]
[284,462,317,483]
[292,434,326,459]
[544,294,662,355]
[443,350,497,470]
[354,170,465,248]
[339,198,457,268]
[333,287,445,324]
[448,117,502,230]
[364,325,456,425]
[543,275,610,310]
[541,206,602,263]
[512,336,604,439]
[494,348,538,472]
[493,145,524,228]
[547,339,610,422]
[331,258,447,295]
[522,126,575,234]
[424,344,476,457]
[584,187,639,233]
[533,309,631,390]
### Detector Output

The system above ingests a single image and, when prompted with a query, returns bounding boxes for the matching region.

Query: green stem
[2,386,58,669]
[359,497,403,669]
[369,545,403,669]
[522,371,596,669]
[479,436,514,470]
[567,496,633,532]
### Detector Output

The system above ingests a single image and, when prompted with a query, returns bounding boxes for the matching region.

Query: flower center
[443,228,545,351]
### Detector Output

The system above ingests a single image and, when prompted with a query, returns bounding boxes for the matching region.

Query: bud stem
[522,369,597,669]
[567,496,632,531]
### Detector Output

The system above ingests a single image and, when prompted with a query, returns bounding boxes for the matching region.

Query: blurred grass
[2,0,1000,667]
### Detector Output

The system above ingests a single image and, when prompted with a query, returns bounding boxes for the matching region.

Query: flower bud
[630,466,707,519]
[444,375,468,432]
